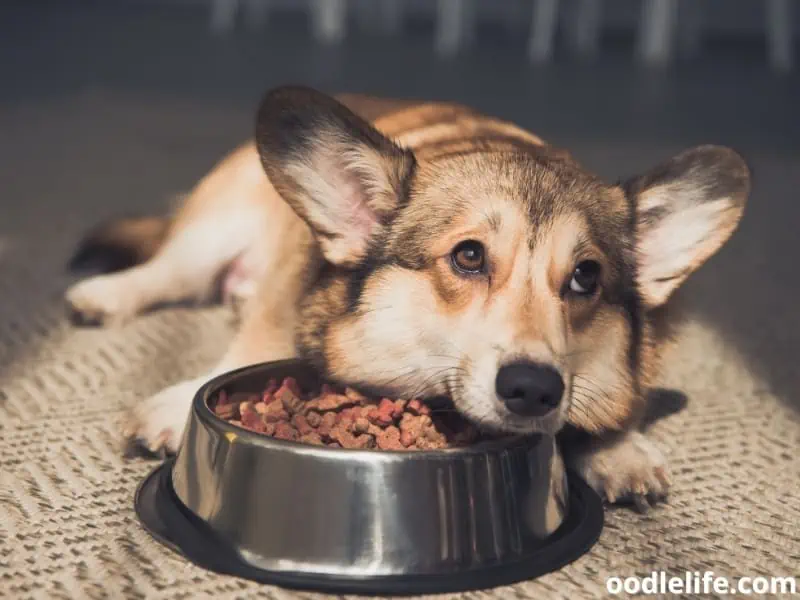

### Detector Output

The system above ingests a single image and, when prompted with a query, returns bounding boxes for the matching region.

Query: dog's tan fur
[66,86,751,507]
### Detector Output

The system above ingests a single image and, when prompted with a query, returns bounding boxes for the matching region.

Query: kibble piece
[262,401,289,423]
[422,425,447,446]
[292,414,313,436]
[335,407,356,426]
[276,384,304,415]
[241,409,266,433]
[376,426,405,451]
[273,422,298,441]
[399,413,424,445]
[392,399,407,418]
[214,402,237,420]
[352,434,374,449]
[318,412,337,438]
[306,411,322,428]
[366,405,394,427]
[299,432,324,446]
[353,417,370,434]
[330,426,373,449]
[399,429,416,448]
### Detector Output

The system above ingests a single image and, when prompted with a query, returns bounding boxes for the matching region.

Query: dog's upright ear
[255,86,416,267]
[627,145,751,309]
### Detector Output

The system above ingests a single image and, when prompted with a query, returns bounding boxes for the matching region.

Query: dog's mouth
[447,388,570,436]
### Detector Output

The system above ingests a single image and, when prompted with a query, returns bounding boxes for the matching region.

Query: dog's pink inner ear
[308,146,385,265]
[280,134,413,266]
[631,145,750,309]
[255,86,415,268]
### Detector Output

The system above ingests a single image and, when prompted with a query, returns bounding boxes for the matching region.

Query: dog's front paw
[570,432,671,511]
[122,379,201,457]
[66,275,136,326]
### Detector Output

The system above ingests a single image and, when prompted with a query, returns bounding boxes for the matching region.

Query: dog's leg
[123,321,296,455]
[565,431,671,511]
[66,143,271,325]
[66,237,233,326]
[123,213,314,455]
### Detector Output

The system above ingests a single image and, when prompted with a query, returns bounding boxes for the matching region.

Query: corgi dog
[66,86,750,508]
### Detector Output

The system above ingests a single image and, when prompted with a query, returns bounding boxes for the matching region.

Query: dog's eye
[569,260,600,295]
[451,240,486,274]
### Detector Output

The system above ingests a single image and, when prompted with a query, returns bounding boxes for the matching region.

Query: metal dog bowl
[135,360,603,595]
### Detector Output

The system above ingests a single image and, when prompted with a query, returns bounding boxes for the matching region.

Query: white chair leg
[766,0,794,72]
[311,0,348,45]
[636,0,679,67]
[571,0,603,59]
[244,0,271,31]
[435,0,476,58]
[528,0,561,64]
[210,0,240,35]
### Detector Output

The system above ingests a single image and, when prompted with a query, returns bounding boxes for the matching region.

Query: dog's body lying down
[66,86,750,507]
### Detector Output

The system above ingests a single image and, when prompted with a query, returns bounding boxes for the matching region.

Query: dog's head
[256,86,750,436]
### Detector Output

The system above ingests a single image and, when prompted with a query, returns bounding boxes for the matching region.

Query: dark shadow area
[0,0,798,415]
[641,389,690,432]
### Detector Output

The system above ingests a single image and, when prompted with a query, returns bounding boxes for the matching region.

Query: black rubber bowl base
[135,458,603,596]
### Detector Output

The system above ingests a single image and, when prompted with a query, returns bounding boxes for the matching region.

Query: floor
[0,2,798,598]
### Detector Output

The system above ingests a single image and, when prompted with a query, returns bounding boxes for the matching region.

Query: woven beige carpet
[1,89,799,599]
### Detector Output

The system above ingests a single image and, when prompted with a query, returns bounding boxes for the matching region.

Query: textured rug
[1,83,799,598]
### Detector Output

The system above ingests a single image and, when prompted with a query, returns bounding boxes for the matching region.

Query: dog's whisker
[570,387,621,424]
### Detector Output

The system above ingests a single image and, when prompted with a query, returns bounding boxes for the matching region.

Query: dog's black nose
[495,362,564,417]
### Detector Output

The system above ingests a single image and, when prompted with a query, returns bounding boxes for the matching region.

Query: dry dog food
[213,377,493,450]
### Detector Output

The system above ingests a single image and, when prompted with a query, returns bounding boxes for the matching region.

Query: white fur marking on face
[327,268,456,395]
[549,215,586,270]
[638,196,733,307]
